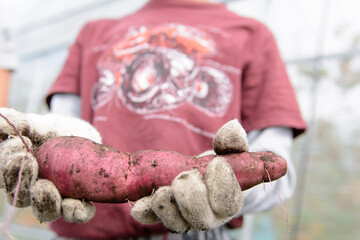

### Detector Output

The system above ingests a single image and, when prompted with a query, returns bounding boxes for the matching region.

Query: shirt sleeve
[46,23,90,107]
[0,27,18,70]
[240,24,306,137]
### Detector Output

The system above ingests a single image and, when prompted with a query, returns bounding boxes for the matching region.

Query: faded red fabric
[227,217,244,229]
[47,0,306,239]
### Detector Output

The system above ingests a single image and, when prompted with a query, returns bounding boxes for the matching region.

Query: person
[0,26,18,107]
[0,0,306,239]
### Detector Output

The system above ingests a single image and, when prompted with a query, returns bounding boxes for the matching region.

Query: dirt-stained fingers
[131,156,244,233]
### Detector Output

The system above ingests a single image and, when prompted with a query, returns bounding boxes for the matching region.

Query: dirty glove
[131,119,247,233]
[0,107,101,222]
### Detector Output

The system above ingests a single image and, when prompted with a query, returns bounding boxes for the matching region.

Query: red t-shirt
[47,0,306,239]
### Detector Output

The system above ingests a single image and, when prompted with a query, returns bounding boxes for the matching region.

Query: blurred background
[0,0,359,239]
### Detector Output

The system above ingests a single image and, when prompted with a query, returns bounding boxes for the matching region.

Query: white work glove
[0,107,101,223]
[131,120,247,233]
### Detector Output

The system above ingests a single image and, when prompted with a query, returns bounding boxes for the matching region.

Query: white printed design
[92,24,237,133]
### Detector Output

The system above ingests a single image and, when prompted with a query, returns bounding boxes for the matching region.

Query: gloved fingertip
[30,179,62,223]
[213,119,249,155]
[205,157,244,217]
[3,152,38,208]
[62,198,96,223]
[131,196,161,224]
[151,186,189,233]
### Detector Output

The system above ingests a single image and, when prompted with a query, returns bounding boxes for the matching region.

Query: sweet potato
[35,136,287,203]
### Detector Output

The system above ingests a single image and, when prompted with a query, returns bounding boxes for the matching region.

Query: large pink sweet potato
[35,136,287,203]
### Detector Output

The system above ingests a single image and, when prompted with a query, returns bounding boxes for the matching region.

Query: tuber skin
[35,136,287,203]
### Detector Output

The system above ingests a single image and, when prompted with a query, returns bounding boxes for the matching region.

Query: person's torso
[51,1,260,238]
[77,0,261,155]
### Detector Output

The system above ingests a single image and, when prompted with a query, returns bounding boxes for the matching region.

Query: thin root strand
[0,112,35,239]
[264,167,290,240]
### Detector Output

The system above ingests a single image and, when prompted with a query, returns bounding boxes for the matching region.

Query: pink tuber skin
[35,136,287,203]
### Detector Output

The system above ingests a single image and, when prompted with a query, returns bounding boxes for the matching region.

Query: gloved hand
[131,119,248,233]
[0,107,101,223]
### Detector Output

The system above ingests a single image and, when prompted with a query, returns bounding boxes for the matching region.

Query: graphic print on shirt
[93,24,237,137]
